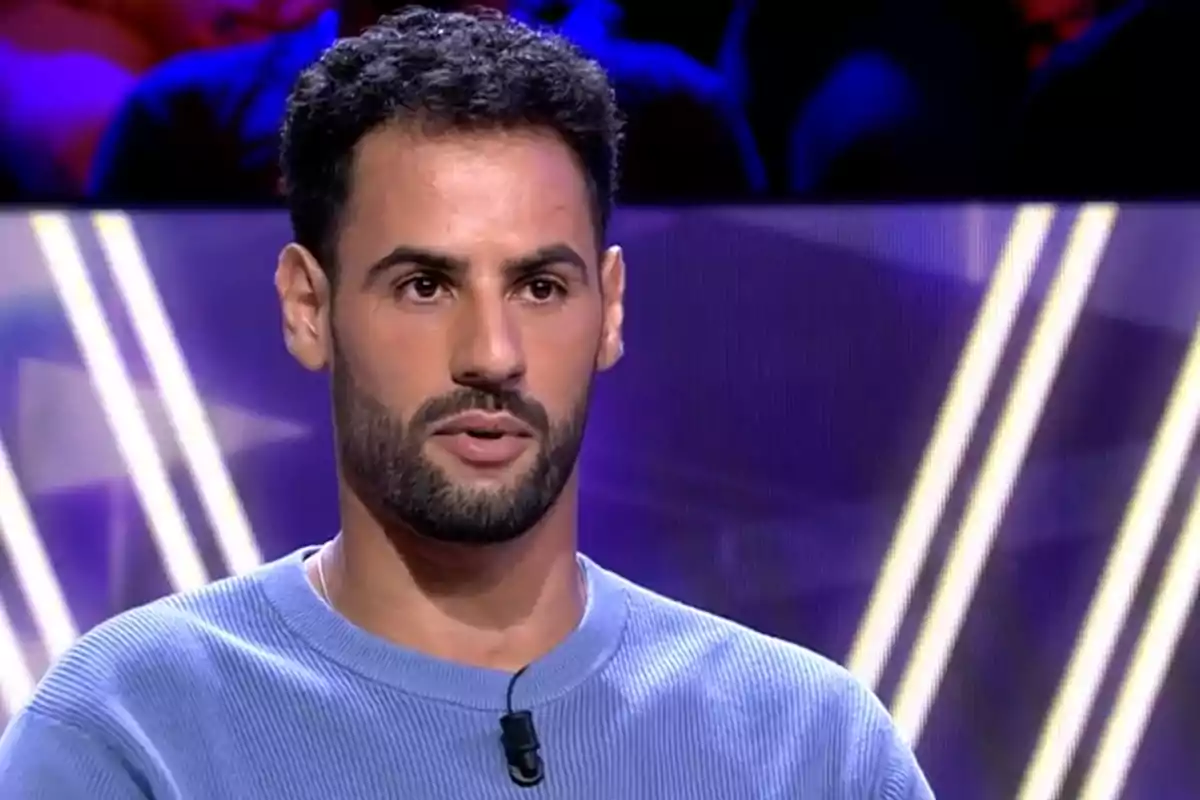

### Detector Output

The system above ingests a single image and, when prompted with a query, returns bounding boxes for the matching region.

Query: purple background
[3,205,1200,797]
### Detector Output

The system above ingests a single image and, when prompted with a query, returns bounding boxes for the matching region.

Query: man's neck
[314,489,585,672]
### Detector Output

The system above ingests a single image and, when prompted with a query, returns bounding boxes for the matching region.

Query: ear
[275,243,332,371]
[595,245,625,371]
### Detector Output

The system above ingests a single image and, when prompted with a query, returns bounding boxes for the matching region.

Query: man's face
[278,127,624,545]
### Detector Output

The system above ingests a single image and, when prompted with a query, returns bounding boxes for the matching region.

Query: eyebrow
[362,242,590,290]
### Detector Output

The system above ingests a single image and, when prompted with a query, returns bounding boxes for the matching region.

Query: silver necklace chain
[314,543,332,607]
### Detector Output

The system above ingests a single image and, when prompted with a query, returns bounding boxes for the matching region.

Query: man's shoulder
[616,573,879,714]
[611,573,932,797]
[26,567,282,729]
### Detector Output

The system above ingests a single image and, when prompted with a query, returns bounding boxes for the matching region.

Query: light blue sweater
[0,547,933,798]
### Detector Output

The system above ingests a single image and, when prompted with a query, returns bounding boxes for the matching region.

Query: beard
[331,350,590,547]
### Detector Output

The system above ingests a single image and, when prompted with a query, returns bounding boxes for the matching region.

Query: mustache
[410,388,551,436]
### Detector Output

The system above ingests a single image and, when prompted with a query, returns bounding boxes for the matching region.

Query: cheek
[523,306,602,413]
[335,300,450,413]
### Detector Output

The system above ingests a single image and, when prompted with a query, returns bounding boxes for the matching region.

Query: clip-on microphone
[499,665,544,787]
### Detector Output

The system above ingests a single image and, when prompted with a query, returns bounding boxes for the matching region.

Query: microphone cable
[499,664,545,787]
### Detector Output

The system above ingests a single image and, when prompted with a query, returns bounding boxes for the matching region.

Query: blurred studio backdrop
[3,1,1200,798]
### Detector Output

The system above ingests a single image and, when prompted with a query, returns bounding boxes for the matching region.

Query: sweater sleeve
[0,709,150,799]
[860,703,935,800]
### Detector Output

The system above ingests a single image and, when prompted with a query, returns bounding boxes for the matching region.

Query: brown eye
[523,278,564,303]
[399,275,445,302]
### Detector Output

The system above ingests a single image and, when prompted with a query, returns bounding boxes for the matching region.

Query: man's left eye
[523,279,563,301]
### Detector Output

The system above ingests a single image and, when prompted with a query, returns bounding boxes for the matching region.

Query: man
[507,0,767,195]
[88,0,761,204]
[785,0,1027,196]
[0,0,326,197]
[0,8,933,798]
[84,0,410,202]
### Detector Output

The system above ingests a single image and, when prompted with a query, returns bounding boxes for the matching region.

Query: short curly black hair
[280,6,623,277]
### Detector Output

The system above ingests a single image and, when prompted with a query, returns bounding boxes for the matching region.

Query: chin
[444,471,538,505]
[380,494,543,548]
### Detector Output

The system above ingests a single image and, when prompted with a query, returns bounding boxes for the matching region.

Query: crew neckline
[258,546,629,711]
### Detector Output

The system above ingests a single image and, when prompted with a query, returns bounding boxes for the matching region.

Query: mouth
[431,411,534,439]
[428,412,534,468]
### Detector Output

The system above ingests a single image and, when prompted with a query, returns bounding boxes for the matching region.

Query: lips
[431,411,534,439]
[429,411,534,467]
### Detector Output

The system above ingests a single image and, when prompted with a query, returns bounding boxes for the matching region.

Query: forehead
[338,126,597,272]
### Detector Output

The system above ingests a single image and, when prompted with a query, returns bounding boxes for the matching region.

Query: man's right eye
[397,275,445,302]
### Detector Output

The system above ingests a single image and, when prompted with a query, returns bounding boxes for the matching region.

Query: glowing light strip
[891,204,1118,744]
[1019,318,1200,800]
[847,205,1057,690]
[0,432,77,659]
[0,598,35,717]
[1079,468,1200,800]
[30,212,209,592]
[92,212,261,576]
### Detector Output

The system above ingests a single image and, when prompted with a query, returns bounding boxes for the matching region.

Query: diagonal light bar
[1078,465,1200,800]
[0,597,36,718]
[891,204,1119,744]
[30,212,209,592]
[1019,316,1200,800]
[92,212,261,576]
[847,204,1057,690]
[0,431,77,659]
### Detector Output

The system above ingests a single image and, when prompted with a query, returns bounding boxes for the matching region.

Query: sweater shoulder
[26,569,288,732]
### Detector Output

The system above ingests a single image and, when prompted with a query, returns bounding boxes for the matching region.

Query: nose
[450,293,526,392]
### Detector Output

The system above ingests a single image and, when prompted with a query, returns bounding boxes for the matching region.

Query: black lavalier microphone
[499,665,544,788]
